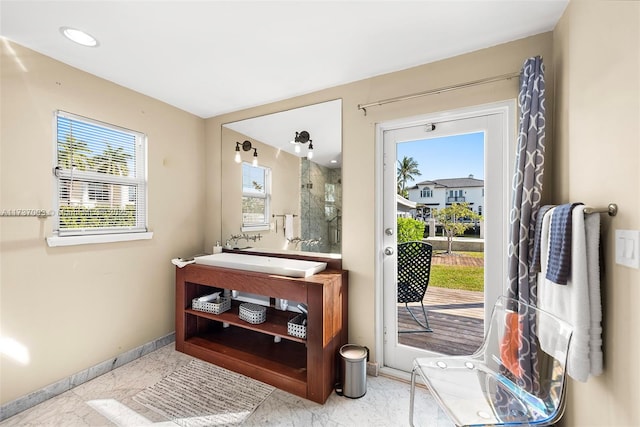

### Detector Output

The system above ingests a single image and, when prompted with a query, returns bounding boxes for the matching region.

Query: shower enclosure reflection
[299,158,342,253]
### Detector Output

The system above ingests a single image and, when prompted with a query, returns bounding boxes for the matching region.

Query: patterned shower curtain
[505,56,546,394]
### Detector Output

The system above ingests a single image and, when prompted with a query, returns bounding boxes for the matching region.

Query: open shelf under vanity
[175,258,348,404]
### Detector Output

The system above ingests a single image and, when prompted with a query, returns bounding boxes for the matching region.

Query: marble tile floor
[1,344,453,427]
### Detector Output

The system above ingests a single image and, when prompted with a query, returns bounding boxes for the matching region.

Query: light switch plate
[615,229,640,269]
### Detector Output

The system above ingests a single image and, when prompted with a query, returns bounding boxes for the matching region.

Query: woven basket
[287,314,307,339]
[192,297,231,315]
[239,303,267,324]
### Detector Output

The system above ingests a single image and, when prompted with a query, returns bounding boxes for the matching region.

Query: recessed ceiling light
[60,27,99,47]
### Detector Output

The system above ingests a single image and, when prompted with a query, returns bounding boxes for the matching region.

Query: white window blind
[54,111,148,237]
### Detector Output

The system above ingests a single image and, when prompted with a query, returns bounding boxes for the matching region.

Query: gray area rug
[134,359,274,426]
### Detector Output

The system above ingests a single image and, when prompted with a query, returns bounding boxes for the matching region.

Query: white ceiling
[2,1,568,168]
[225,99,342,168]
[1,0,568,119]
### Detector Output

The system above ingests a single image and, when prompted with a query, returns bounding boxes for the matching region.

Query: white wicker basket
[287,314,307,339]
[239,303,267,324]
[192,297,231,315]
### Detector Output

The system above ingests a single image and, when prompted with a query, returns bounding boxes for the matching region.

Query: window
[241,162,271,231]
[447,189,465,202]
[51,111,148,241]
[420,187,432,198]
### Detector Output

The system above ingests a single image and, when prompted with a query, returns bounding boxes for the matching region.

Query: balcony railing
[447,196,466,202]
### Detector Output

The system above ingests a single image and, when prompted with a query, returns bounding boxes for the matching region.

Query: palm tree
[57,135,92,170]
[397,156,421,198]
[92,143,132,207]
[93,143,131,176]
[57,135,92,205]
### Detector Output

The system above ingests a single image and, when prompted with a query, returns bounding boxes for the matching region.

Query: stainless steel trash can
[337,344,368,398]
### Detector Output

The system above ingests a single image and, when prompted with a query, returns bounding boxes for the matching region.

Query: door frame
[374,100,516,379]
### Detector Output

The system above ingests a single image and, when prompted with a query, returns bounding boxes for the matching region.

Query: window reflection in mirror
[242,162,271,231]
[221,99,342,256]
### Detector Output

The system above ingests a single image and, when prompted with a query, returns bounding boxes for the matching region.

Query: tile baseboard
[0,332,175,422]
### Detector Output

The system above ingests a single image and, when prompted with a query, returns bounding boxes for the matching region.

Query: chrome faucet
[229,233,263,247]
[287,236,321,248]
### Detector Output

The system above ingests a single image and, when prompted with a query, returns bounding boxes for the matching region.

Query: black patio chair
[397,241,433,333]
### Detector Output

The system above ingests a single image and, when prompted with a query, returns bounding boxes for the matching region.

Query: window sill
[241,224,270,232]
[46,232,153,247]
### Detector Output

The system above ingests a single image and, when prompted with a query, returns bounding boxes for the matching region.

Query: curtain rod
[357,71,521,116]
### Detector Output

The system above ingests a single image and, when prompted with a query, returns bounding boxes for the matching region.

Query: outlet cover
[615,229,640,269]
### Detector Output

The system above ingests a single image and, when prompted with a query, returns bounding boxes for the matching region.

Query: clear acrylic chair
[410,296,573,427]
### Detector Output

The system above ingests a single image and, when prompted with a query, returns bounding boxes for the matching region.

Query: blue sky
[396,131,484,185]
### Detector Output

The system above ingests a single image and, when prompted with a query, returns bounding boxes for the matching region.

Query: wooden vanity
[175,254,348,404]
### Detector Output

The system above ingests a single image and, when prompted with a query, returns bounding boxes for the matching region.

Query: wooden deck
[398,287,485,355]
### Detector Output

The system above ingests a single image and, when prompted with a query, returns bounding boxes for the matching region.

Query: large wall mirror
[221,99,342,256]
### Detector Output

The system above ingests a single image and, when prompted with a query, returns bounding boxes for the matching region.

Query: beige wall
[220,127,300,249]
[205,33,555,360]
[553,2,640,426]
[0,41,206,403]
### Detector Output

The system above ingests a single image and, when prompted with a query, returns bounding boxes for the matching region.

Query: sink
[194,253,327,278]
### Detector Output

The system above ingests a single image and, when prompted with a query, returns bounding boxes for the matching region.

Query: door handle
[384,247,394,256]
[385,228,394,236]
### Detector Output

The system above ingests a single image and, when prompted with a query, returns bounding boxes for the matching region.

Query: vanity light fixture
[290,131,314,158]
[234,142,242,163]
[60,27,99,47]
[235,140,258,165]
[307,141,314,159]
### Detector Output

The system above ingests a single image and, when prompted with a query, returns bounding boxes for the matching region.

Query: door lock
[385,228,394,236]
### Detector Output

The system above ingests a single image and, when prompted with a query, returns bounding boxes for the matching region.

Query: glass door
[379,103,514,373]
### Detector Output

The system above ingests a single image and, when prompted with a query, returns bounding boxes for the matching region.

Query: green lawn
[459,251,484,259]
[430,251,485,292]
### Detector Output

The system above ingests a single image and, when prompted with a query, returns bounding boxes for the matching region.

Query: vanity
[175,251,348,404]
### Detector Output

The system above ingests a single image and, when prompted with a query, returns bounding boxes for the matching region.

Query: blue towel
[546,203,583,284]
[530,204,555,273]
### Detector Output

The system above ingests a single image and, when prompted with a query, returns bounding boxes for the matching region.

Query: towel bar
[583,203,618,216]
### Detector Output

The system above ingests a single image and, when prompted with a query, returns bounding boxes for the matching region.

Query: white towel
[198,292,220,302]
[537,205,602,382]
[585,211,603,377]
[284,214,294,240]
[171,258,195,268]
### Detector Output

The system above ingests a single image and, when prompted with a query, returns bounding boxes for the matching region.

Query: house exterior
[396,194,416,218]
[60,180,133,209]
[406,175,484,219]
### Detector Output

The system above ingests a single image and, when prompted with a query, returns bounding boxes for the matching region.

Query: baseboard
[0,332,175,422]
[366,361,380,377]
